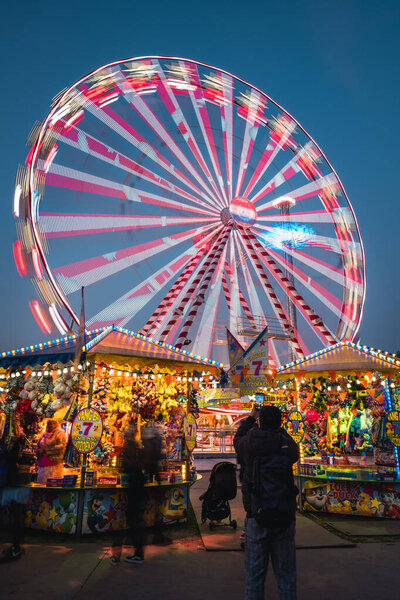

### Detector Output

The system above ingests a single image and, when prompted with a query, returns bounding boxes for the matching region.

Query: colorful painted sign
[236,325,270,394]
[386,411,400,447]
[301,478,400,519]
[197,388,240,402]
[82,486,188,533]
[226,328,245,368]
[71,407,103,453]
[25,489,77,534]
[184,412,197,451]
[285,410,305,443]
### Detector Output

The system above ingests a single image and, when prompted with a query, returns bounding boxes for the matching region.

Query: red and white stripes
[157,227,227,342]
[238,228,306,358]
[142,228,223,335]
[175,225,232,348]
[243,229,336,347]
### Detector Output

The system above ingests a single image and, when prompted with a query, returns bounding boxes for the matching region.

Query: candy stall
[0,326,221,535]
[274,341,400,518]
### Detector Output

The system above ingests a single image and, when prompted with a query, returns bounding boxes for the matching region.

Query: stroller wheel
[231,519,237,530]
[209,521,216,531]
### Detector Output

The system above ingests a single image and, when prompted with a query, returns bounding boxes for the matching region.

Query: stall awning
[0,326,222,372]
[275,342,399,378]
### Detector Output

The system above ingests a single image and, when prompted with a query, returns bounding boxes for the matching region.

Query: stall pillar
[76,361,95,538]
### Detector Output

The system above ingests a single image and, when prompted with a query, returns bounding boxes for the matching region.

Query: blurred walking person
[0,415,31,563]
[110,422,146,565]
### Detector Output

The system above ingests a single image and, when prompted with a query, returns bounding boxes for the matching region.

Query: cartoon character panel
[82,485,188,534]
[301,478,400,518]
[25,490,77,534]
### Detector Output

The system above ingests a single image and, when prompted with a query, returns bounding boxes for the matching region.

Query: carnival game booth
[0,326,221,536]
[274,341,400,519]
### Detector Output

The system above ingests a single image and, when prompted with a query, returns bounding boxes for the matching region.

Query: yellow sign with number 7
[184,413,197,452]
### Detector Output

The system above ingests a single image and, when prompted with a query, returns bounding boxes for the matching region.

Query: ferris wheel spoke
[263,241,362,295]
[114,69,224,208]
[219,72,234,201]
[254,240,357,326]
[191,247,227,358]
[181,61,229,207]
[230,233,266,332]
[244,141,319,200]
[54,223,218,294]
[39,161,215,217]
[244,142,322,197]
[57,124,221,216]
[258,210,341,224]
[242,229,336,346]
[235,231,307,357]
[142,225,223,335]
[234,89,267,198]
[269,340,281,369]
[175,225,232,348]
[86,247,200,329]
[157,227,227,341]
[243,113,298,200]
[224,256,258,333]
[253,173,339,211]
[40,213,219,239]
[79,86,218,204]
[149,60,227,211]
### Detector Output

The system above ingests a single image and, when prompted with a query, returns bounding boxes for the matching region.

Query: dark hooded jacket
[233,416,299,516]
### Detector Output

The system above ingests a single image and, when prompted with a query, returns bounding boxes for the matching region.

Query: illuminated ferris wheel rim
[27,55,366,333]
[21,55,366,359]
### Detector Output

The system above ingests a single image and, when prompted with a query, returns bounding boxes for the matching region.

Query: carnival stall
[274,341,400,518]
[0,326,221,535]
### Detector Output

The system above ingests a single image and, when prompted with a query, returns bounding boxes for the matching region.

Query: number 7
[82,422,92,436]
[252,360,262,376]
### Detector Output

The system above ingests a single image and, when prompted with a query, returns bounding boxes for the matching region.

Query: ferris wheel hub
[229,197,257,228]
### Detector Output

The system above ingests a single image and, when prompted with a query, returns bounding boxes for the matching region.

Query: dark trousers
[245,517,296,600]
[112,481,146,559]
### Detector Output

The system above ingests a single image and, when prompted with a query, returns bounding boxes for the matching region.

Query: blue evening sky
[0,0,398,353]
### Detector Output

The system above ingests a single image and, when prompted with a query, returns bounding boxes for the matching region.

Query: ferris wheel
[13,56,365,366]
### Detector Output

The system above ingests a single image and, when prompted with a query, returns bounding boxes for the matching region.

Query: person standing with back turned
[234,405,299,600]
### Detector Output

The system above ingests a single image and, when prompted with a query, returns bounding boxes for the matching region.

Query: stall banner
[301,479,400,519]
[184,412,197,451]
[285,410,305,443]
[226,328,245,368]
[197,388,240,402]
[393,385,400,411]
[386,411,400,447]
[25,489,77,534]
[71,407,103,453]
[82,486,188,533]
[236,325,270,395]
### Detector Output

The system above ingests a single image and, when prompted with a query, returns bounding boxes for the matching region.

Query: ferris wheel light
[272,195,296,208]
[13,184,22,218]
[49,304,67,335]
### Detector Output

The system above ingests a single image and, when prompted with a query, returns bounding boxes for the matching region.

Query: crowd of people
[0,405,299,599]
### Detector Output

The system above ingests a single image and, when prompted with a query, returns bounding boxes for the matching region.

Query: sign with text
[386,411,400,447]
[197,388,240,402]
[71,407,103,454]
[184,412,197,452]
[236,325,270,394]
[285,410,305,444]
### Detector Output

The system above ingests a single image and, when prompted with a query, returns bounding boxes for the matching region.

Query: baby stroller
[199,462,237,530]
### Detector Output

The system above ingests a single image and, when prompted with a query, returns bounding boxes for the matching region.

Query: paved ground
[0,459,399,599]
